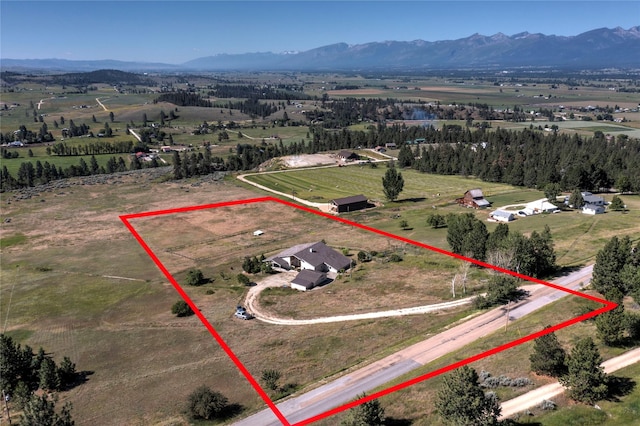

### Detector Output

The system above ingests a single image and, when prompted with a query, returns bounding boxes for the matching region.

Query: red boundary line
[120,196,616,426]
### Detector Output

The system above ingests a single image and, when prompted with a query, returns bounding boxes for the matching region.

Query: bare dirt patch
[280,153,338,168]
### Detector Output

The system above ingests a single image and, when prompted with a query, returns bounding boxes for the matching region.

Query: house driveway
[243,272,474,326]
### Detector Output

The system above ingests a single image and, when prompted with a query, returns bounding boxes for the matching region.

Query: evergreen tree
[381,162,404,202]
[529,327,567,377]
[435,366,501,425]
[568,188,585,208]
[20,393,74,426]
[340,393,385,426]
[592,236,632,298]
[609,195,625,211]
[446,213,488,261]
[596,304,626,346]
[560,337,608,404]
[39,357,60,391]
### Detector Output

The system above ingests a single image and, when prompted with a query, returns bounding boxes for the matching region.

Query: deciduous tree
[187,386,229,420]
[340,393,385,426]
[381,163,404,202]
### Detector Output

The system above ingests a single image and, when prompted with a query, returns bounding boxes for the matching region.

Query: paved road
[500,346,640,419]
[233,265,596,425]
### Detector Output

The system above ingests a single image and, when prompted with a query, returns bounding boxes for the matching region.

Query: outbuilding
[290,270,327,291]
[582,204,605,215]
[490,210,515,222]
[456,189,491,209]
[330,194,369,213]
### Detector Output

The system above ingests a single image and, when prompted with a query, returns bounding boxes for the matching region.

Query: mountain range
[2,26,639,72]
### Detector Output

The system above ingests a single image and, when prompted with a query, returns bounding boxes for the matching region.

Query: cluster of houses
[459,188,608,222]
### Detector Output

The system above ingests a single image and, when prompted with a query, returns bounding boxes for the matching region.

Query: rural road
[500,346,640,419]
[233,264,600,425]
[96,97,109,111]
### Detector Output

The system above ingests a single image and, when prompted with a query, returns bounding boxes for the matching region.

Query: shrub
[186,268,206,286]
[187,385,228,420]
[172,300,194,317]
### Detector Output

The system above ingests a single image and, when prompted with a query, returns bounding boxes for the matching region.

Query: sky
[1,0,638,64]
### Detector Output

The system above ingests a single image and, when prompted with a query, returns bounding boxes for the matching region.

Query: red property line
[121,196,616,426]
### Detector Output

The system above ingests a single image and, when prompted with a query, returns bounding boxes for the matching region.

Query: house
[456,189,491,209]
[581,192,605,206]
[330,194,369,213]
[266,241,351,274]
[385,142,397,149]
[582,204,605,215]
[523,199,559,215]
[290,270,327,291]
[490,210,515,222]
[337,150,359,161]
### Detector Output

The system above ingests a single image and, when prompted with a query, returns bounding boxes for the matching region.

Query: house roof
[466,189,484,199]
[267,241,351,272]
[331,194,368,206]
[338,150,357,158]
[291,270,326,289]
[491,210,514,219]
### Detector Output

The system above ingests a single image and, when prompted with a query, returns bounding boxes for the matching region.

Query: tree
[596,304,626,346]
[340,393,385,426]
[529,327,567,377]
[435,365,501,425]
[426,213,447,229]
[543,183,562,205]
[397,144,415,168]
[236,273,251,286]
[171,300,194,317]
[446,213,488,261]
[609,195,625,211]
[109,111,115,123]
[560,337,608,404]
[185,268,205,286]
[568,188,585,209]
[187,385,229,420]
[592,236,632,299]
[57,356,77,389]
[20,393,74,426]
[381,163,404,202]
[39,357,60,391]
[261,369,281,391]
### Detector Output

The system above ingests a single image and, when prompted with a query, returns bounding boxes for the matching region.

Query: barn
[330,194,369,213]
[456,189,491,209]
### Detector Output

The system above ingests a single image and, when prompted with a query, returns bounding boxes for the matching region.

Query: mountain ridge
[2,26,639,72]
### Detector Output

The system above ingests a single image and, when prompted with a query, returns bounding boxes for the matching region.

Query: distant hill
[2,26,639,72]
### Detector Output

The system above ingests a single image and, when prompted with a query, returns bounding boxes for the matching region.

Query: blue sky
[1,1,638,63]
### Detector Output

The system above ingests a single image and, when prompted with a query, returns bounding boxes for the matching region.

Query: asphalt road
[233,265,597,425]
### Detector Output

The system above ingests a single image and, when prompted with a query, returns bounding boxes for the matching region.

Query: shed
[490,210,515,222]
[253,230,264,236]
[330,194,369,213]
[523,199,559,215]
[290,270,327,291]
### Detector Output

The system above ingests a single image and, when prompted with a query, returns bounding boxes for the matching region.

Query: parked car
[234,305,253,320]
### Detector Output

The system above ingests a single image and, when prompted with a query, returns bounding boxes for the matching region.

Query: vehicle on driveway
[235,305,254,320]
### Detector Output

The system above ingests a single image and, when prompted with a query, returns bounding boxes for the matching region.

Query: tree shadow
[398,197,426,203]
[605,375,636,402]
[61,370,94,391]
[553,264,587,277]
[221,402,245,420]
[385,417,413,426]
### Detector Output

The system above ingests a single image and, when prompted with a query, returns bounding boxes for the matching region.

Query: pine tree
[596,304,626,346]
[560,337,608,404]
[529,327,567,377]
[435,366,501,425]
